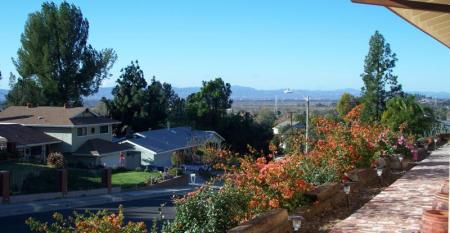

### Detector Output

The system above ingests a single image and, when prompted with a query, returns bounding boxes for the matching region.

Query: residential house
[120,127,224,168]
[0,106,135,168]
[0,124,60,160]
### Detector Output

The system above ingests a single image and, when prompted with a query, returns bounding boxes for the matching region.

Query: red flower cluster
[225,155,311,216]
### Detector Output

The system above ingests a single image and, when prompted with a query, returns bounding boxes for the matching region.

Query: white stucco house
[0,106,136,168]
[120,127,224,168]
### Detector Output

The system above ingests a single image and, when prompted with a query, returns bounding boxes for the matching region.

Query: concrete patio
[332,144,449,233]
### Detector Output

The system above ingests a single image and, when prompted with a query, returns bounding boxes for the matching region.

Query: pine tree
[105,61,148,133]
[360,31,403,122]
[13,2,116,106]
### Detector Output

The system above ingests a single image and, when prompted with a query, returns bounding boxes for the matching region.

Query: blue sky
[0,1,449,91]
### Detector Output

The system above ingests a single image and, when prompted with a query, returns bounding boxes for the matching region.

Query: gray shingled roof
[0,124,60,147]
[73,139,132,156]
[124,127,223,154]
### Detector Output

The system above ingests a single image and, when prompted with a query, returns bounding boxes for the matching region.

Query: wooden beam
[352,0,450,13]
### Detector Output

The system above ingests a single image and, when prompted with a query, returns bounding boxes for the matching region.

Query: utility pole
[274,95,278,115]
[305,96,310,154]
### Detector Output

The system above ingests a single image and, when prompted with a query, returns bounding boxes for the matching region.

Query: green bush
[299,157,339,186]
[168,167,183,177]
[163,185,250,233]
[26,205,147,233]
[0,151,19,161]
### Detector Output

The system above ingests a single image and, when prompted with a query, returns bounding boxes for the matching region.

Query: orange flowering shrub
[167,104,416,232]
[225,154,311,215]
[26,205,147,233]
[308,105,390,177]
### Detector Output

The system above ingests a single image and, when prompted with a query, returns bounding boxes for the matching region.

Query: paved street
[0,194,176,233]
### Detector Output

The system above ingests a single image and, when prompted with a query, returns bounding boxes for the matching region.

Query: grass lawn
[112,171,162,188]
[0,161,162,192]
[0,161,51,175]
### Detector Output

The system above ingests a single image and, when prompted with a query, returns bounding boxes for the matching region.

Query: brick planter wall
[228,209,292,233]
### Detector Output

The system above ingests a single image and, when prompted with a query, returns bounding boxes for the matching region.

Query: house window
[100,125,109,134]
[77,127,87,136]
[91,127,96,134]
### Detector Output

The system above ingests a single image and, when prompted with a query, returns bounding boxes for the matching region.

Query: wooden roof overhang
[352,0,450,48]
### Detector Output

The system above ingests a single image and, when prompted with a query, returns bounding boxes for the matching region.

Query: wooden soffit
[352,0,450,48]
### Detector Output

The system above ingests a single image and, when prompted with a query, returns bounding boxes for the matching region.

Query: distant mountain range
[84,85,450,100]
[1,86,450,101]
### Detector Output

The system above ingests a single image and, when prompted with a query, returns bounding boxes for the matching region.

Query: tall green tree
[146,77,172,129]
[255,108,277,127]
[336,92,358,118]
[163,83,187,125]
[381,95,434,136]
[13,1,116,106]
[6,74,46,106]
[105,62,185,134]
[186,78,232,129]
[105,61,148,133]
[360,31,403,122]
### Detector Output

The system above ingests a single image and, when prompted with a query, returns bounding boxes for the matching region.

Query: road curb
[0,188,192,218]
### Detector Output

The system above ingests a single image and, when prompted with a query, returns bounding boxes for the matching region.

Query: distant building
[120,127,224,168]
[272,120,305,135]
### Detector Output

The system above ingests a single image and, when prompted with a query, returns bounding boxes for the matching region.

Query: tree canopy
[360,31,402,122]
[105,61,148,133]
[186,78,232,129]
[381,95,434,136]
[255,108,277,127]
[13,1,116,106]
[6,74,46,106]
[336,92,358,118]
[105,61,184,134]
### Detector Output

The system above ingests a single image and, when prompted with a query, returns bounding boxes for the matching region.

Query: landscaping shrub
[168,167,183,177]
[167,104,418,230]
[0,151,19,161]
[225,155,311,216]
[26,205,147,233]
[299,156,339,186]
[163,185,250,233]
[47,152,64,168]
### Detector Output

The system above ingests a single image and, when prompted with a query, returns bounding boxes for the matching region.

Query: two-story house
[0,106,137,168]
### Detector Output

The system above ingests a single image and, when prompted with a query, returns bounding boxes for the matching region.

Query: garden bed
[299,164,413,232]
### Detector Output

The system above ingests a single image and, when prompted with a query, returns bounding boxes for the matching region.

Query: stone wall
[228,209,293,233]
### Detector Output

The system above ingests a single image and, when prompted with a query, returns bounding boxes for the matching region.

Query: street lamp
[376,167,383,187]
[343,181,355,208]
[190,173,196,185]
[398,155,404,172]
[304,96,310,154]
[288,215,304,232]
